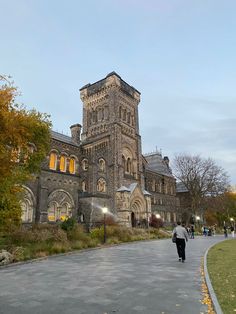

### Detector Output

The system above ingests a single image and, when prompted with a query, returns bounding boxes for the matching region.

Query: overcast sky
[1,0,236,185]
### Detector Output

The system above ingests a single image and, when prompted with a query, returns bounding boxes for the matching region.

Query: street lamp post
[196,216,200,232]
[102,207,108,243]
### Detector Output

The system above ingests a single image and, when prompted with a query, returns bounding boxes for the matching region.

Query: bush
[9,225,68,244]
[49,242,71,254]
[60,217,77,231]
[67,224,89,241]
[90,227,104,241]
[71,240,84,250]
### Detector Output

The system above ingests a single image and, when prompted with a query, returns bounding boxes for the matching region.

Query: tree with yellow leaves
[0,75,51,229]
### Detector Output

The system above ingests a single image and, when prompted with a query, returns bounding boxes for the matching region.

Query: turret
[70,123,82,145]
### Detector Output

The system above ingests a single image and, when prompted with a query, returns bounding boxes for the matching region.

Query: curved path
[0,236,224,314]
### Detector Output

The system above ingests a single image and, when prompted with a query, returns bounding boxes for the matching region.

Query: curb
[204,243,224,314]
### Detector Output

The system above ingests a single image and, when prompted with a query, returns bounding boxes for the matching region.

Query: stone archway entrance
[131,199,143,227]
[131,212,136,227]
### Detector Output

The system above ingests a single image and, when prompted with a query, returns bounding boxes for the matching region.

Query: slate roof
[144,152,173,178]
[51,130,79,147]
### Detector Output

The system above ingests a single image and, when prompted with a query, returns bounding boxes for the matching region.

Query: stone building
[21,72,178,227]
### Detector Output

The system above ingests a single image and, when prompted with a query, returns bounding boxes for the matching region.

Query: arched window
[21,200,33,222]
[82,159,88,171]
[126,158,132,174]
[98,158,106,172]
[82,180,87,192]
[60,203,71,221]
[123,109,127,121]
[48,202,57,222]
[60,155,67,172]
[127,112,131,124]
[69,157,75,174]
[49,152,57,170]
[97,178,107,193]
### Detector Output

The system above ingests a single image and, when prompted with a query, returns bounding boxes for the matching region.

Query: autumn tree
[203,190,236,226]
[0,75,51,228]
[173,154,229,222]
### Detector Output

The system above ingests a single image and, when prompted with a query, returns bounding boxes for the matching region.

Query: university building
[21,72,179,227]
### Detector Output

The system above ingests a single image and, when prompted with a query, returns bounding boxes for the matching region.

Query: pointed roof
[128,183,138,194]
[142,189,152,196]
[117,186,131,192]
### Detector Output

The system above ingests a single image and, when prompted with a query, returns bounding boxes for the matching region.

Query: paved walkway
[0,236,224,314]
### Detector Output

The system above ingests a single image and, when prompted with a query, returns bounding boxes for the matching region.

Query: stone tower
[79,72,149,225]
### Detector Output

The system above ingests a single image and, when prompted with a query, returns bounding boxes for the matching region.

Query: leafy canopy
[0,75,51,228]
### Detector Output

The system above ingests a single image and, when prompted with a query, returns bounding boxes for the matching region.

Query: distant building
[21,72,179,227]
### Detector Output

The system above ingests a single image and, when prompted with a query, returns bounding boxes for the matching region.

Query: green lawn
[207,239,236,314]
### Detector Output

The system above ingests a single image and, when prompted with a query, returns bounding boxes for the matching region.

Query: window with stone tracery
[97,178,107,193]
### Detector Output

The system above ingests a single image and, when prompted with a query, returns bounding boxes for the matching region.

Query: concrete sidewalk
[0,236,224,314]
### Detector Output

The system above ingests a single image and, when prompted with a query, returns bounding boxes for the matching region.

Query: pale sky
[1,0,236,184]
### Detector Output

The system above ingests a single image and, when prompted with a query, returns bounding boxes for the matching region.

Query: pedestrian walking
[223,225,228,238]
[230,225,235,238]
[172,222,188,263]
[190,225,195,239]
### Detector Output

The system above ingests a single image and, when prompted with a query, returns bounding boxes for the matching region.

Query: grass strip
[207,239,236,314]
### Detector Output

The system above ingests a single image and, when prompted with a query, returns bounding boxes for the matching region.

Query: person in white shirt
[172,221,188,263]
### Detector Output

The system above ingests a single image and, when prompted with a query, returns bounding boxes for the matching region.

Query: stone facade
[21,72,179,227]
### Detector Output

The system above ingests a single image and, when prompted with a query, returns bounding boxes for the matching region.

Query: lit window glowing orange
[49,152,57,170]
[69,158,75,174]
[60,156,66,172]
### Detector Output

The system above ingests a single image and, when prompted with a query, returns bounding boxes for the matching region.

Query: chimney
[70,124,82,145]
[163,156,169,168]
